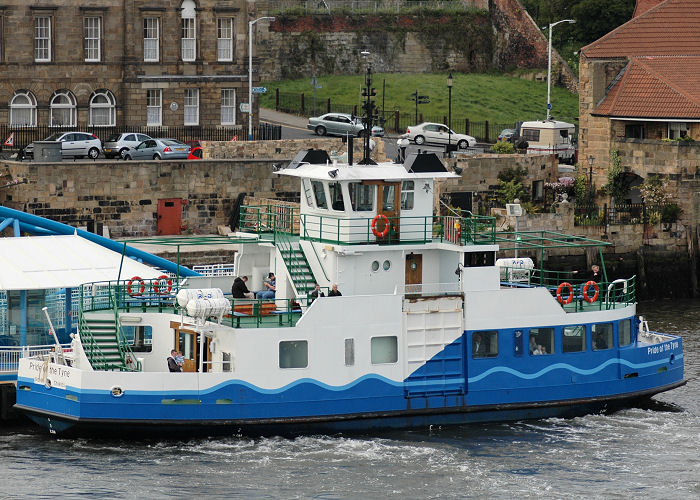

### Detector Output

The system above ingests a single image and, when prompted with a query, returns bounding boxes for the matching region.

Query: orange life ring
[556,282,574,304]
[371,214,390,238]
[153,274,173,295]
[582,280,599,303]
[127,276,145,297]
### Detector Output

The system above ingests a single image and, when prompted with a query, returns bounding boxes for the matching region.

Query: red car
[186,140,202,159]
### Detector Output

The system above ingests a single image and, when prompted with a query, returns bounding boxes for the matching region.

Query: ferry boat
[14,150,685,436]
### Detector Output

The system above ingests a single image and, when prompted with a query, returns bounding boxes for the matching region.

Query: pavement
[260,108,310,130]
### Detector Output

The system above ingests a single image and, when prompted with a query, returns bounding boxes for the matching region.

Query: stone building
[0,0,260,129]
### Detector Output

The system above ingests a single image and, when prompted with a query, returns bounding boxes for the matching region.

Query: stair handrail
[78,284,110,371]
[110,282,141,372]
[299,214,330,283]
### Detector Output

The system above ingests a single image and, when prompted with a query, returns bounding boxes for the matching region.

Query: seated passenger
[529,336,537,355]
[256,272,276,300]
[473,333,487,357]
[232,276,254,299]
[594,332,608,350]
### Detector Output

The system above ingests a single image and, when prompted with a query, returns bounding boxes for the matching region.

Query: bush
[661,203,682,223]
[490,140,515,154]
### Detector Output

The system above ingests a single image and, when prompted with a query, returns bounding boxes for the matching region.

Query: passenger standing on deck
[232,276,254,299]
[588,264,602,283]
[167,350,182,372]
[309,284,325,303]
[328,284,342,297]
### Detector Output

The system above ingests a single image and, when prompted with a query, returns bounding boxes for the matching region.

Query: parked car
[497,128,520,143]
[123,138,190,160]
[24,131,103,159]
[188,146,203,160]
[307,113,384,138]
[103,132,153,159]
[401,123,476,149]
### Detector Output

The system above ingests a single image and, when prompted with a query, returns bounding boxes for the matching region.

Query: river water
[1,299,698,499]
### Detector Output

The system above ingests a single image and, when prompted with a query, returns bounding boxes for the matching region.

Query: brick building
[0,0,260,130]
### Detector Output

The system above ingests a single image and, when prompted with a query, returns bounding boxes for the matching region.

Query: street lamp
[447,72,453,154]
[587,155,595,200]
[248,16,275,141]
[546,19,575,120]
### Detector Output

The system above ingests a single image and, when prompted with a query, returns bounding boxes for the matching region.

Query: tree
[571,0,635,45]
[605,149,631,203]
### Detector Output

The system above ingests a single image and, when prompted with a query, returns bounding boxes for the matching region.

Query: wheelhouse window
[382,185,396,211]
[49,90,77,127]
[89,90,116,126]
[329,182,344,211]
[84,16,101,62]
[472,331,498,358]
[302,178,314,207]
[221,89,236,125]
[563,325,585,353]
[146,89,162,126]
[401,181,414,210]
[529,328,554,355]
[143,18,159,62]
[279,340,308,368]
[619,319,632,347]
[9,91,37,127]
[521,128,540,142]
[311,180,327,209]
[184,88,199,125]
[592,323,613,350]
[34,16,51,62]
[217,18,234,61]
[349,183,374,211]
[371,336,398,364]
[180,0,196,62]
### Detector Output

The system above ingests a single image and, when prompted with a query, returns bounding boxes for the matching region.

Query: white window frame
[143,17,159,62]
[50,90,77,127]
[181,17,196,61]
[146,89,162,127]
[34,16,51,62]
[217,18,233,62]
[9,91,37,127]
[221,88,236,125]
[668,122,688,140]
[84,16,101,62]
[89,90,116,127]
[184,88,199,126]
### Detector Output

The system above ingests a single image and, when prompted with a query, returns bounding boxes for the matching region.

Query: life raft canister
[371,214,390,238]
[556,282,574,304]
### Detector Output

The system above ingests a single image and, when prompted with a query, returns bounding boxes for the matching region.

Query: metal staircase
[277,233,316,297]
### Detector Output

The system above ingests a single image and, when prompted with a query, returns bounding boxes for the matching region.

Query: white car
[24,131,103,159]
[402,122,476,149]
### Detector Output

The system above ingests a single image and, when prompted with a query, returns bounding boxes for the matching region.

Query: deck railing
[0,344,70,374]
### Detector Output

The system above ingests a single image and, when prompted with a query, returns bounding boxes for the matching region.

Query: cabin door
[170,321,211,372]
[405,253,422,294]
[375,182,401,242]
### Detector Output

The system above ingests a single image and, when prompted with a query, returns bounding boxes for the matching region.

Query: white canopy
[0,235,163,291]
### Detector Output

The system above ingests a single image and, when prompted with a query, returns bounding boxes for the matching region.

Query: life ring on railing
[153,274,173,295]
[127,276,145,297]
[371,214,390,238]
[556,282,574,304]
[582,280,599,303]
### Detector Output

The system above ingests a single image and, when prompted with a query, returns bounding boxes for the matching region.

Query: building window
[34,16,51,62]
[0,16,4,63]
[592,323,613,350]
[371,336,398,364]
[143,18,159,62]
[181,0,196,62]
[84,17,101,62]
[401,181,414,210]
[89,89,116,126]
[563,325,585,353]
[279,340,308,369]
[147,89,162,126]
[217,18,233,61]
[221,88,236,125]
[50,90,77,127]
[529,328,554,355]
[668,122,688,140]
[9,91,37,127]
[472,331,498,358]
[184,88,199,125]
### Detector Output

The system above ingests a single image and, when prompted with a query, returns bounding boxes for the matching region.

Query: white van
[520,120,576,164]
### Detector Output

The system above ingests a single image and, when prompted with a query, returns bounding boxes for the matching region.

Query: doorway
[170,321,211,372]
[157,198,184,235]
[405,253,423,294]
[374,181,401,242]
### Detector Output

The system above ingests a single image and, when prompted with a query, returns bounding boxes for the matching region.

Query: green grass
[261,72,579,123]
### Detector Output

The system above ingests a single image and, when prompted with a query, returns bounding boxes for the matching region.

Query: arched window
[181,0,196,61]
[9,90,37,127]
[89,89,116,126]
[50,90,77,127]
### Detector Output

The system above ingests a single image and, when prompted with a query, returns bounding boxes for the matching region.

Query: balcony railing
[0,344,71,374]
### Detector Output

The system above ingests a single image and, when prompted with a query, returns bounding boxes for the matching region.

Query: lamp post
[447,72,453,154]
[587,155,595,201]
[546,19,575,120]
[248,16,275,141]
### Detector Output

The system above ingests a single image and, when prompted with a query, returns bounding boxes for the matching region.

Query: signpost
[252,87,267,94]
[240,102,250,113]
[409,91,430,123]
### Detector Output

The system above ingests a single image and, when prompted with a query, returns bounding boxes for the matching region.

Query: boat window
[619,319,632,346]
[349,183,374,211]
[401,181,414,210]
[562,325,585,353]
[592,323,613,350]
[371,260,380,272]
[329,182,345,211]
[521,128,540,142]
[529,328,554,355]
[279,340,308,368]
[472,331,498,358]
[344,338,355,366]
[382,185,396,211]
[121,325,153,352]
[311,180,328,209]
[222,352,232,372]
[302,179,314,207]
[371,336,398,364]
[382,260,391,271]
[464,251,495,267]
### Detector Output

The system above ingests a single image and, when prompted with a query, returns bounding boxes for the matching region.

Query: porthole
[383,260,391,271]
[371,260,380,272]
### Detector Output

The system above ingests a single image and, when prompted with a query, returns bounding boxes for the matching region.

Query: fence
[574,202,670,226]
[267,0,479,15]
[0,123,281,150]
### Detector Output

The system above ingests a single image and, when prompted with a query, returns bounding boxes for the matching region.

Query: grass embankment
[261,72,579,123]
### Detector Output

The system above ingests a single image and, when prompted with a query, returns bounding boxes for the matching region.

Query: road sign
[240,102,250,113]
[418,95,429,99]
[252,87,267,94]
[417,99,430,104]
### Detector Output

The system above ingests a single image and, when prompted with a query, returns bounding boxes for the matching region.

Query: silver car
[25,131,103,159]
[307,113,384,138]
[103,132,153,159]
[123,138,190,160]
[402,122,476,149]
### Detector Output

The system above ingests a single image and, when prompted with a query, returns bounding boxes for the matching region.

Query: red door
[157,198,184,235]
